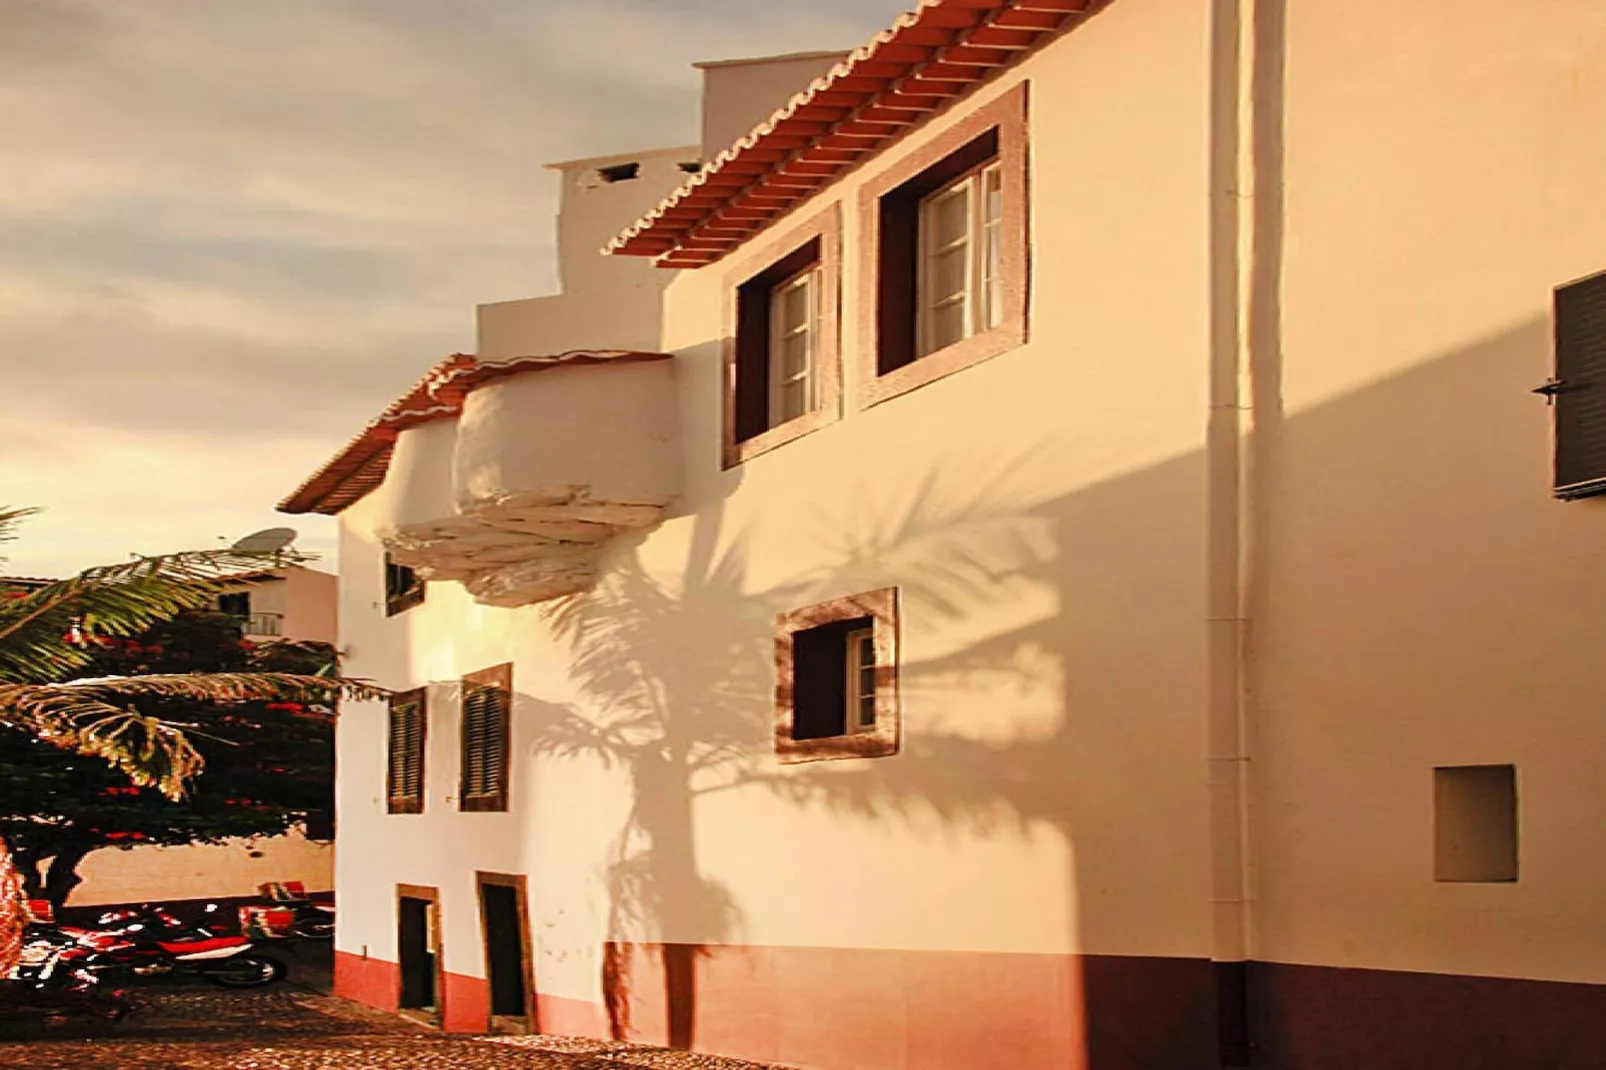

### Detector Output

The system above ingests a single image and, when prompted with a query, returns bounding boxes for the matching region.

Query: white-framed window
[844,626,876,734]
[768,264,822,426]
[917,161,1004,358]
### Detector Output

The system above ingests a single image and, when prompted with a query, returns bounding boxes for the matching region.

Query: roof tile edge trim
[605,0,1100,268]
[277,349,672,516]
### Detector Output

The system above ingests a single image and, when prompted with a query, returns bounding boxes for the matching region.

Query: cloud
[0,0,912,578]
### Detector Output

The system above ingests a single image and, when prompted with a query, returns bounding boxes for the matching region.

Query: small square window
[722,205,842,469]
[857,84,1028,410]
[1434,764,1518,883]
[385,555,425,617]
[775,589,899,763]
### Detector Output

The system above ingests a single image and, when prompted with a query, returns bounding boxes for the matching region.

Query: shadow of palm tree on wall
[522,447,1093,1054]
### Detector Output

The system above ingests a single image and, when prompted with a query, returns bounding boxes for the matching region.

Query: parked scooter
[62,903,286,988]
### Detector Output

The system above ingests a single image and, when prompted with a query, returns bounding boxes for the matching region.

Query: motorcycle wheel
[205,954,286,988]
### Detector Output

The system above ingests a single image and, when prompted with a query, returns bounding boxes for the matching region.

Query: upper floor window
[459,664,511,812]
[723,205,843,469]
[768,260,825,425]
[920,160,1005,356]
[385,555,425,617]
[1549,268,1606,499]
[858,84,1028,409]
[387,688,427,815]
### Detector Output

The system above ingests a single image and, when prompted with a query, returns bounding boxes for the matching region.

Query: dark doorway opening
[397,885,442,1027]
[477,871,536,1034]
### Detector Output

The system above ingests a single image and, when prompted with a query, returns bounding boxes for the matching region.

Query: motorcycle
[2,927,137,1022]
[258,881,335,940]
[61,903,286,988]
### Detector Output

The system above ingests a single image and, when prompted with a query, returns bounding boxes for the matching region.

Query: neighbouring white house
[280,1,1606,1067]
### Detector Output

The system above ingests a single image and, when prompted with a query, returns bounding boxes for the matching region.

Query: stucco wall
[696,52,848,159]
[1249,0,1606,985]
[280,565,338,644]
[71,830,331,906]
[333,0,1215,1021]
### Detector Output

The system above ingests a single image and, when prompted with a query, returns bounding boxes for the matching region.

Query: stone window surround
[721,202,844,470]
[854,82,1030,411]
[774,587,901,764]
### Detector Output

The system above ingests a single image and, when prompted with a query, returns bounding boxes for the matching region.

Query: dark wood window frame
[385,554,426,616]
[774,587,900,764]
[721,202,843,469]
[1551,268,1606,499]
[386,687,427,815]
[475,871,538,1034]
[855,83,1029,411]
[459,663,512,812]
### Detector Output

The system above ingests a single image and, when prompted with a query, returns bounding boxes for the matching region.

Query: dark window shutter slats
[459,667,511,811]
[1554,271,1606,498]
[386,693,426,814]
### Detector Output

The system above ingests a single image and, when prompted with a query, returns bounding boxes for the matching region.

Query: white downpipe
[1206,0,1261,973]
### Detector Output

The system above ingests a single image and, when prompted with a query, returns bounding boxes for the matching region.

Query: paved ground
[0,987,793,1069]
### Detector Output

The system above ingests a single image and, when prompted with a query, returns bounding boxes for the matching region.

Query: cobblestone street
[0,989,793,1070]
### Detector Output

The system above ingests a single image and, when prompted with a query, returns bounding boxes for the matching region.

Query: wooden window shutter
[386,689,427,815]
[460,664,511,812]
[1553,271,1606,499]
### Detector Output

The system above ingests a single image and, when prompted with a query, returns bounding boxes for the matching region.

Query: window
[218,591,251,618]
[385,555,425,617]
[387,689,427,815]
[775,588,899,763]
[597,162,640,183]
[857,84,1028,410]
[918,160,1004,357]
[768,263,824,426]
[1434,765,1518,883]
[723,205,842,468]
[1549,269,1606,499]
[460,664,511,812]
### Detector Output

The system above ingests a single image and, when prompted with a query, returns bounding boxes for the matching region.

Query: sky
[0,0,911,579]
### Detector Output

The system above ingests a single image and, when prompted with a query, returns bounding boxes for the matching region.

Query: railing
[243,612,284,637]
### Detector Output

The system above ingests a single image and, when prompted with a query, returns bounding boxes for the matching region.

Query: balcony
[376,352,679,607]
[240,612,284,637]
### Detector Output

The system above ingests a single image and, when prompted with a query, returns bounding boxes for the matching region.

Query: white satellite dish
[231,527,298,554]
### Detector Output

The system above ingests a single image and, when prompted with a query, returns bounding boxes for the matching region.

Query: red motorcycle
[61,904,286,988]
[3,927,137,1021]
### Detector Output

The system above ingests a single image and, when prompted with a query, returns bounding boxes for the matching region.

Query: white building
[282,2,1606,1066]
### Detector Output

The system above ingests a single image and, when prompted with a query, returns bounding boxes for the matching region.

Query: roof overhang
[606,0,1101,269]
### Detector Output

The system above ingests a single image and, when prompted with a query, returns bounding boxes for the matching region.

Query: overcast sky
[0,0,909,579]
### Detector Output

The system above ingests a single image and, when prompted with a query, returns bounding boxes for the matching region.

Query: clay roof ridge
[605,0,1097,267]
[603,1,946,257]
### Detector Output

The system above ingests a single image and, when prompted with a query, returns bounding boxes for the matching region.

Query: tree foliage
[0,612,339,907]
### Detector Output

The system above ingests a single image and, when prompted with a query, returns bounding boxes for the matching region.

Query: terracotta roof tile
[606,0,1102,267]
[277,350,671,516]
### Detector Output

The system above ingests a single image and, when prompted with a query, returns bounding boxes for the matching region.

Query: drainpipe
[1207,0,1264,1064]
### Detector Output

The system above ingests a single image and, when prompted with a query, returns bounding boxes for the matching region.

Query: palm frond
[0,672,387,798]
[0,549,307,683]
[0,506,40,549]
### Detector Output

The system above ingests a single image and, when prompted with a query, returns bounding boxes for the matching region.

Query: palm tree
[0,506,384,972]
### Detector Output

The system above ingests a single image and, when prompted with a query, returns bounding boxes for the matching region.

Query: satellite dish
[231,527,298,554]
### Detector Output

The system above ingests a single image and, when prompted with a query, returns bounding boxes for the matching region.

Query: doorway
[397,884,443,1027]
[476,871,536,1034]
